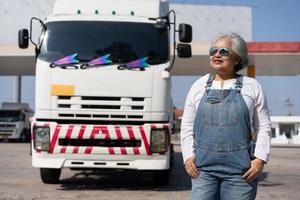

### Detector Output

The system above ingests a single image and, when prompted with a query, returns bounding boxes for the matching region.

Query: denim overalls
[191,74,258,200]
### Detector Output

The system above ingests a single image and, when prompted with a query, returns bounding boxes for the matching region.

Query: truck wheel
[20,129,30,142]
[40,168,61,184]
[153,170,170,185]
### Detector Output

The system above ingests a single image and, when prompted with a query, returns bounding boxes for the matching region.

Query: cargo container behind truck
[18,0,192,184]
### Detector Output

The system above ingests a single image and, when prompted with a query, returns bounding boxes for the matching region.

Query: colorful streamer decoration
[54,53,79,65]
[88,54,112,65]
[126,57,149,68]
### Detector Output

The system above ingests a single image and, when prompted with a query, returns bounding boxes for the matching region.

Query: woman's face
[209,37,239,74]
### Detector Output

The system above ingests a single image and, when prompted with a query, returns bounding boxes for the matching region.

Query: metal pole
[247,64,255,78]
[12,76,21,103]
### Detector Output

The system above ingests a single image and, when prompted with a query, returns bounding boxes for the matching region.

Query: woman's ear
[233,58,242,72]
[235,58,241,65]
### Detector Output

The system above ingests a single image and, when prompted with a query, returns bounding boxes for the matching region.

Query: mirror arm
[166,10,176,72]
[30,17,46,49]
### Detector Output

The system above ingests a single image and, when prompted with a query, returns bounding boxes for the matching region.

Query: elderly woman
[181,33,271,200]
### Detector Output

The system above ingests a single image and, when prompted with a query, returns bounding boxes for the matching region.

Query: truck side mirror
[18,29,29,49]
[179,24,192,43]
[177,43,192,58]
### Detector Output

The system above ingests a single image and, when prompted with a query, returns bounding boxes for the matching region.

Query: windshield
[39,21,169,65]
[0,111,23,122]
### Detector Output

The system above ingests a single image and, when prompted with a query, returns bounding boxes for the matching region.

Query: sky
[0,0,300,116]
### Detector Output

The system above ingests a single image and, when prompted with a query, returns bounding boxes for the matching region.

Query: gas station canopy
[0,42,300,76]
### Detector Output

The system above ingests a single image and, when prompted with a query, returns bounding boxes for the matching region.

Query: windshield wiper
[117,64,146,71]
[80,54,112,69]
[50,63,80,69]
[117,57,150,71]
[49,53,80,69]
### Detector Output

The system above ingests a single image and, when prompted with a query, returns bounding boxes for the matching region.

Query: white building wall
[271,116,300,145]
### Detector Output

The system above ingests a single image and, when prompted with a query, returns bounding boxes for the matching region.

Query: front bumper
[31,121,171,170]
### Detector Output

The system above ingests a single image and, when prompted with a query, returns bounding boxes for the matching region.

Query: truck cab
[18,0,192,184]
[0,102,33,142]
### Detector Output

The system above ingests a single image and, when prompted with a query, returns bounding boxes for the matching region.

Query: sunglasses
[209,47,231,56]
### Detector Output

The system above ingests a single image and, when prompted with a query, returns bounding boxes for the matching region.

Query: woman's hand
[185,156,199,178]
[242,158,265,182]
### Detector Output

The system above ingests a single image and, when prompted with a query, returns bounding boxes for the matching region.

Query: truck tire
[40,168,61,184]
[20,129,30,143]
[153,145,173,185]
[153,170,170,185]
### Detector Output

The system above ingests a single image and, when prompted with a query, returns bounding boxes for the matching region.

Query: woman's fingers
[185,157,199,178]
[242,158,264,182]
[243,168,258,182]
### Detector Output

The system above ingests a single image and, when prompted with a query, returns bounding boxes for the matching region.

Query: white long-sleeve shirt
[180,74,272,164]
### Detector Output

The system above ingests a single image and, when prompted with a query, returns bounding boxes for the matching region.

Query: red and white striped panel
[32,123,169,156]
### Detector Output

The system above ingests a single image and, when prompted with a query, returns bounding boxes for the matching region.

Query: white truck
[18,0,192,184]
[0,102,33,142]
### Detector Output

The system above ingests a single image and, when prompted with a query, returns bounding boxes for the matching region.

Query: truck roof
[53,0,169,18]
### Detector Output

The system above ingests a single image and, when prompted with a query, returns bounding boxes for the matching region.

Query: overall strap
[235,74,243,92]
[205,73,216,92]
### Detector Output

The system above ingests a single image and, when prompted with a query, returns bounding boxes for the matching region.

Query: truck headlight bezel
[33,126,50,152]
[150,128,169,154]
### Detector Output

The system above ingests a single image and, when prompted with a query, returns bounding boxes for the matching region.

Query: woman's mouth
[213,59,223,65]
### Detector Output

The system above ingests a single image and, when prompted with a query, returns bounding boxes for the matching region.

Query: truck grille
[55,96,146,120]
[0,124,16,128]
[58,138,141,147]
[0,130,14,133]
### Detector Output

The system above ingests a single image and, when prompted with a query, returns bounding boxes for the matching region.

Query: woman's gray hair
[211,32,249,72]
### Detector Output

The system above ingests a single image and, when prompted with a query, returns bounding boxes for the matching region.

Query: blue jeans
[190,171,258,200]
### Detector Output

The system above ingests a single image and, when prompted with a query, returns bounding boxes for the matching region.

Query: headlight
[34,127,50,151]
[150,129,169,153]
